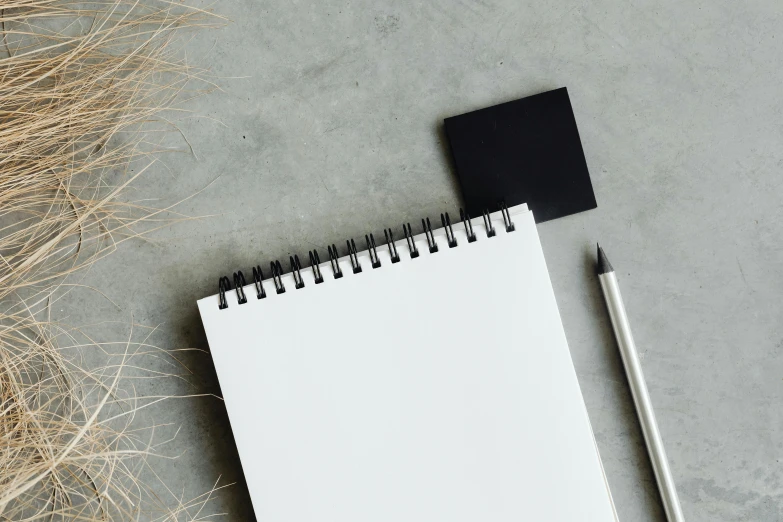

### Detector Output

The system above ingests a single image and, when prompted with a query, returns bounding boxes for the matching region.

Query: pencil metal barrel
[599,270,685,522]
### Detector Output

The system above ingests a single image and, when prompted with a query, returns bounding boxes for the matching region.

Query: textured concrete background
[59,1,783,520]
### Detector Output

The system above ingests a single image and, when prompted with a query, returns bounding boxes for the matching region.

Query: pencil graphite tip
[597,244,614,275]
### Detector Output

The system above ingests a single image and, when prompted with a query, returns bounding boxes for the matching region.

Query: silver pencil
[597,245,685,522]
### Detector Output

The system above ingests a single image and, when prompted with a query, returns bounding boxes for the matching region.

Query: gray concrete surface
[59,1,783,520]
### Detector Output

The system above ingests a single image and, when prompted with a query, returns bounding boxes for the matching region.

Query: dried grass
[0,315,225,520]
[0,0,220,300]
[0,1,227,519]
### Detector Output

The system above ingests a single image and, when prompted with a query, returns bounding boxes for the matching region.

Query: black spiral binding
[365,234,381,269]
[384,228,400,263]
[309,250,324,284]
[440,212,457,248]
[500,202,515,232]
[347,239,362,274]
[422,217,438,253]
[218,276,230,309]
[289,255,305,289]
[403,223,419,258]
[233,271,248,304]
[327,244,343,279]
[270,260,285,294]
[482,209,496,238]
[216,204,516,308]
[460,209,476,243]
[252,266,266,299]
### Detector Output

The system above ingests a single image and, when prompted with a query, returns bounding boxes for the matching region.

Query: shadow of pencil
[583,246,667,521]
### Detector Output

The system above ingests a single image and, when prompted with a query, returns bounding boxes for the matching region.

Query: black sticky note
[444,87,596,223]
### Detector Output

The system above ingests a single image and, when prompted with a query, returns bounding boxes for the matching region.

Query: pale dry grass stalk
[0,0,220,300]
[0,1,227,519]
[0,313,225,520]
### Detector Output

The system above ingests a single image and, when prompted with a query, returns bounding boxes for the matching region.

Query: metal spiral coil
[233,271,248,304]
[365,234,381,269]
[440,212,457,248]
[270,260,285,294]
[384,228,400,263]
[216,203,515,308]
[309,250,324,284]
[252,266,266,299]
[422,217,438,253]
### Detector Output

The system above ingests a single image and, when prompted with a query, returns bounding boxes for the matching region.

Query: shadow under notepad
[175,301,258,522]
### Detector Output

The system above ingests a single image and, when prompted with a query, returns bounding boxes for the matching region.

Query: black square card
[444,87,596,223]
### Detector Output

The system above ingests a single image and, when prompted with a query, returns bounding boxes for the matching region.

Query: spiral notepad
[198,204,617,521]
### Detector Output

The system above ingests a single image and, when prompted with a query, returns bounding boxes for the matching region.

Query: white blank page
[198,206,616,521]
